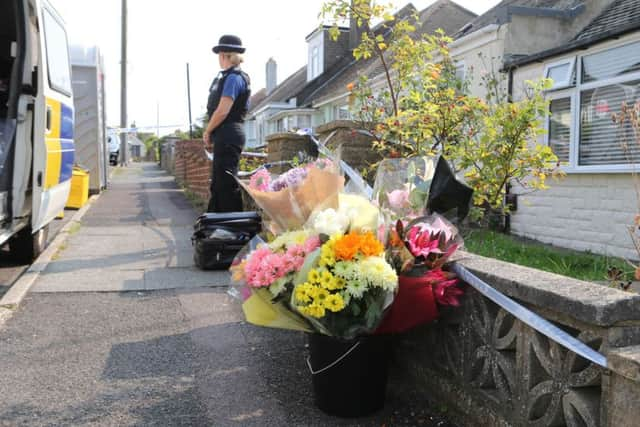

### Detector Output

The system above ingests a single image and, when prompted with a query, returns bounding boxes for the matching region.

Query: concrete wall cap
[456,251,640,326]
[315,120,359,134]
[265,133,309,142]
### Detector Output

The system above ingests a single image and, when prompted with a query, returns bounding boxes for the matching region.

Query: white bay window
[545,39,640,171]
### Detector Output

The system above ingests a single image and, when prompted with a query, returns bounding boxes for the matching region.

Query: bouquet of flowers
[238,158,343,231]
[371,156,468,334]
[291,227,397,338]
[230,183,396,338]
[376,213,463,334]
[372,156,436,223]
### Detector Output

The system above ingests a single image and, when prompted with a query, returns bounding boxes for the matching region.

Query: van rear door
[31,1,74,231]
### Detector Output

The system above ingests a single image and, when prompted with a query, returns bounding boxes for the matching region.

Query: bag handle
[305,340,361,375]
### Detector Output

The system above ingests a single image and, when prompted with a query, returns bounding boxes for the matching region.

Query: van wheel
[9,224,49,264]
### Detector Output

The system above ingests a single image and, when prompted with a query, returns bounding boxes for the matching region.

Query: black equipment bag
[192,211,262,270]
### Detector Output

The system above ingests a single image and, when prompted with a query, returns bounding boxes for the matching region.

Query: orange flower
[430,69,440,80]
[360,232,384,256]
[334,232,361,261]
[346,82,355,91]
[389,229,403,248]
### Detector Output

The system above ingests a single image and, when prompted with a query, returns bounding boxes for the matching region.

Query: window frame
[42,6,72,96]
[311,47,320,80]
[543,57,576,90]
[544,90,574,166]
[543,37,640,173]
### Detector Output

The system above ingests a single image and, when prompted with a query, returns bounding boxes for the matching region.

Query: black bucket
[307,333,390,417]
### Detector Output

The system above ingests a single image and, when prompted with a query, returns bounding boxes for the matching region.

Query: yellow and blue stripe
[45,98,74,189]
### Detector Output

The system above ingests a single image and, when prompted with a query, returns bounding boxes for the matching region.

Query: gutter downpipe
[505,65,514,233]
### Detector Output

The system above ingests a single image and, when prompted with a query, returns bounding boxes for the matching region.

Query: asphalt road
[0,289,456,426]
[0,210,72,298]
[0,164,457,426]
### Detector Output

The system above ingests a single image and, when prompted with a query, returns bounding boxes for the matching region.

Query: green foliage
[463,229,631,282]
[321,0,564,222]
[238,155,266,172]
[450,71,563,220]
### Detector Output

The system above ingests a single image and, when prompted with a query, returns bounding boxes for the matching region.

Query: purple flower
[269,167,308,191]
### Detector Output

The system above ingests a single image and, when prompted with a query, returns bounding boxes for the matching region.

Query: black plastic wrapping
[426,156,473,222]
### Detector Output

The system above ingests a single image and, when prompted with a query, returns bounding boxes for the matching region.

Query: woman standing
[203,34,251,212]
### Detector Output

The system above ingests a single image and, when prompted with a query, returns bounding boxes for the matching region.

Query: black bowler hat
[212,35,246,53]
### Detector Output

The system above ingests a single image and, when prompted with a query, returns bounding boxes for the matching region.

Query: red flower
[434,278,464,307]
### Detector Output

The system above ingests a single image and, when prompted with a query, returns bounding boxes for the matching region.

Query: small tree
[321,0,562,223]
[449,64,561,221]
[322,1,479,159]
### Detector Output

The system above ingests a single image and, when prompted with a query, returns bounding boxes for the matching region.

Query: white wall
[510,35,640,260]
[451,26,508,98]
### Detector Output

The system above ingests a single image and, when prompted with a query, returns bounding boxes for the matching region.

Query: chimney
[349,0,364,50]
[266,58,277,95]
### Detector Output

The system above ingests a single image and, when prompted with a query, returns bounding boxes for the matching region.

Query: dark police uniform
[206,67,251,212]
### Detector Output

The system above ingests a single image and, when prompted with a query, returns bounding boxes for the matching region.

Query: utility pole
[119,0,128,166]
[186,63,193,139]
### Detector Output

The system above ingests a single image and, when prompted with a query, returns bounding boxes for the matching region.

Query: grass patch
[183,188,207,212]
[68,222,81,235]
[462,229,632,282]
[51,242,67,260]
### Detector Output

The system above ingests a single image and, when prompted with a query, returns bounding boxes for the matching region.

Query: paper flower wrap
[239,166,345,232]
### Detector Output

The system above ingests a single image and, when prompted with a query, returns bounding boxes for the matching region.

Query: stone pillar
[315,120,382,183]
[605,346,640,426]
[265,132,317,173]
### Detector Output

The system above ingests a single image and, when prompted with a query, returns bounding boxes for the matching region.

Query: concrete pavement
[0,163,454,426]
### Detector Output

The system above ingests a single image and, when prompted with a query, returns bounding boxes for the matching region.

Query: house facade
[245,0,477,146]
[506,0,640,259]
[449,0,614,97]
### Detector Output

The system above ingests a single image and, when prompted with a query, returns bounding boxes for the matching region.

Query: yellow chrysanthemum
[294,285,311,303]
[307,302,326,318]
[324,294,346,312]
[307,269,321,284]
[334,276,346,289]
[320,253,336,267]
[319,270,334,288]
[305,284,321,299]
[314,287,330,303]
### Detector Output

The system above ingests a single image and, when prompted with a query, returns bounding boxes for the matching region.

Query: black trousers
[208,141,243,212]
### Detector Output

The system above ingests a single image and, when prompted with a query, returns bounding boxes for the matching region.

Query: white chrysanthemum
[333,261,355,280]
[346,279,367,299]
[359,256,398,291]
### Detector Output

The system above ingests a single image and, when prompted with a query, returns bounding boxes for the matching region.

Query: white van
[0,0,74,262]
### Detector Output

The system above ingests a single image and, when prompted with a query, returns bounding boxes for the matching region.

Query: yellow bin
[66,168,90,209]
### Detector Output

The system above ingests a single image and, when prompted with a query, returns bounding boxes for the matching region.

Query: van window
[43,8,71,95]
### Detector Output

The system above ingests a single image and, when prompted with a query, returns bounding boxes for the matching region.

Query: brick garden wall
[174,140,211,202]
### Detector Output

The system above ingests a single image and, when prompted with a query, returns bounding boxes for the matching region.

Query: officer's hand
[203,131,211,147]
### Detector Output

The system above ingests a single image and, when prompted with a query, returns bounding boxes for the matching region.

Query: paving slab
[31,269,146,292]
[144,268,230,290]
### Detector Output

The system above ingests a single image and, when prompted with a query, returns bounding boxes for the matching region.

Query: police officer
[203,35,251,212]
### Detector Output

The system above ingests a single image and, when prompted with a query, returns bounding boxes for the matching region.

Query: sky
[49,0,500,135]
